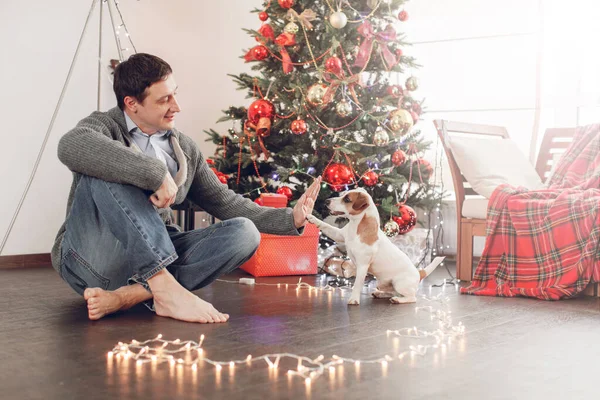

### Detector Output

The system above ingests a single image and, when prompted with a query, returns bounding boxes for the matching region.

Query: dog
[306,188,443,305]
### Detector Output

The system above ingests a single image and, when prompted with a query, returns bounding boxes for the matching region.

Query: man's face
[125,73,181,134]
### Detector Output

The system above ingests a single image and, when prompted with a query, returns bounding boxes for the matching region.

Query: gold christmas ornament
[405,76,419,91]
[388,109,413,137]
[383,220,400,237]
[367,0,379,9]
[284,21,300,34]
[306,83,329,106]
[335,99,353,117]
[372,126,390,146]
[323,256,356,278]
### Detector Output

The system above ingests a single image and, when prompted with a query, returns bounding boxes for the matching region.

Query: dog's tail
[418,257,445,281]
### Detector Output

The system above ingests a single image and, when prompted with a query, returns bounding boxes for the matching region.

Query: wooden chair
[435,121,599,296]
[534,127,576,182]
[433,120,509,281]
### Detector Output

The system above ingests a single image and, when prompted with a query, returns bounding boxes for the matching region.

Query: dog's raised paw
[347,298,360,306]
[306,215,320,226]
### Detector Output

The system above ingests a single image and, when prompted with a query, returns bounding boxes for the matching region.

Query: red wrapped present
[241,193,320,277]
[257,193,288,208]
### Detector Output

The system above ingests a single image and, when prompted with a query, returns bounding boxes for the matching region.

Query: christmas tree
[205,0,440,238]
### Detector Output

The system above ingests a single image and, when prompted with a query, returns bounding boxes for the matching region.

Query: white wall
[1,0,255,255]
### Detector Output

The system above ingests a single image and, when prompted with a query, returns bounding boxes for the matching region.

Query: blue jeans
[59,176,260,300]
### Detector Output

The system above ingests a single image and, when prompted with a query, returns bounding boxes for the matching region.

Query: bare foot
[84,288,123,320]
[149,269,229,324]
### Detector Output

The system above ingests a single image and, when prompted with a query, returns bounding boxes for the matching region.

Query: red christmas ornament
[252,45,269,60]
[392,204,417,234]
[411,111,419,123]
[276,186,294,201]
[398,10,409,21]
[217,173,228,185]
[386,85,403,97]
[244,45,269,62]
[278,0,294,9]
[362,171,379,187]
[416,158,433,180]
[259,11,269,21]
[291,119,308,135]
[411,102,422,114]
[209,166,228,185]
[324,56,343,75]
[391,149,407,166]
[247,99,275,137]
[323,163,355,192]
[256,24,275,43]
[248,99,275,124]
[396,48,403,58]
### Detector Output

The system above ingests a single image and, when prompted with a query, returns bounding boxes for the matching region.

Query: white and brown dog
[307,188,443,305]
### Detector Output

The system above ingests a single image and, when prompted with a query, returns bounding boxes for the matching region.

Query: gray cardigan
[51,107,300,272]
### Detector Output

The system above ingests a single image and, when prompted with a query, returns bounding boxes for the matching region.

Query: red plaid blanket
[461,124,600,299]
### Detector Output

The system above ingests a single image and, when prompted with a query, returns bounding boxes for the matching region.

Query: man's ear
[123,96,138,113]
[352,192,369,211]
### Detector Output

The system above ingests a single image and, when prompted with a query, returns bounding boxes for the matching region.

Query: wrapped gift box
[241,193,320,277]
[389,227,431,267]
[254,193,288,208]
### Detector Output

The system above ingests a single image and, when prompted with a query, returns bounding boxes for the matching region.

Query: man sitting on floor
[51,53,321,323]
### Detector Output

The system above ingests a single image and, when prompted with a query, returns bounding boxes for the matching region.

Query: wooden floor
[1,263,599,400]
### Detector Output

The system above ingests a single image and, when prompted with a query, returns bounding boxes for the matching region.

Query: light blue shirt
[124,112,178,178]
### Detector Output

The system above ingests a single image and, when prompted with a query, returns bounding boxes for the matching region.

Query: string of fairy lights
[107,282,465,385]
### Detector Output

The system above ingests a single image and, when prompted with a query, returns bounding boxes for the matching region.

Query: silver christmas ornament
[384,220,400,237]
[405,76,419,91]
[372,126,390,146]
[330,11,348,29]
[335,99,353,117]
[284,21,299,34]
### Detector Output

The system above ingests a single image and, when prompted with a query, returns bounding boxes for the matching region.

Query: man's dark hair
[113,53,172,110]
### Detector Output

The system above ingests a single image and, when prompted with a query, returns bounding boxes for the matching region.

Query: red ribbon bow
[257,24,275,43]
[243,120,271,160]
[354,21,398,70]
[256,24,294,74]
[274,32,296,74]
[322,72,362,105]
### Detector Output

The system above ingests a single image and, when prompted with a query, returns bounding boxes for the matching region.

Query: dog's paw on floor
[390,296,417,304]
[372,290,394,299]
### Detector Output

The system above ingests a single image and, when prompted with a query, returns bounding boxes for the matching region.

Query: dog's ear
[352,192,369,212]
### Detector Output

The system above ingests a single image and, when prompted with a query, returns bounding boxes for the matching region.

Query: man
[52,53,321,324]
